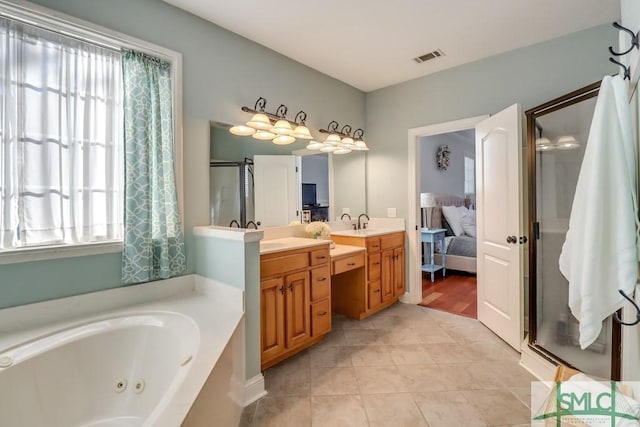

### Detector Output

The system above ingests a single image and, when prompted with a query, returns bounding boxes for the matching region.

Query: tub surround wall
[0,274,244,427]
[193,226,265,405]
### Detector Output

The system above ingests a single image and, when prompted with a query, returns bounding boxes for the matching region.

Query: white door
[475,104,523,350]
[254,155,300,226]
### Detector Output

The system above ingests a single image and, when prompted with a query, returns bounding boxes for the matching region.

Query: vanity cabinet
[260,243,331,370]
[331,231,405,320]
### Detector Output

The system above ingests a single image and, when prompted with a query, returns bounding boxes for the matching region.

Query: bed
[426,194,477,274]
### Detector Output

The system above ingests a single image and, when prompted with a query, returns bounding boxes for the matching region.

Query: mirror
[209,121,367,227]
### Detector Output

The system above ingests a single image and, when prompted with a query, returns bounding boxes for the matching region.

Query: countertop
[330,244,365,258]
[260,237,330,255]
[330,228,404,238]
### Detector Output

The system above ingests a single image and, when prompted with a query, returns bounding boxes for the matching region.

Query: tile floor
[240,302,537,427]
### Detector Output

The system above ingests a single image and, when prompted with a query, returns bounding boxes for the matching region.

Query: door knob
[506,236,517,244]
[519,236,528,244]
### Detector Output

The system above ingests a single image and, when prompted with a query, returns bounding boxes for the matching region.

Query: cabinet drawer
[368,253,381,281]
[368,280,382,311]
[311,298,331,337]
[310,247,330,266]
[311,266,331,301]
[333,252,365,275]
[380,233,403,250]
[261,252,309,278]
[366,238,381,253]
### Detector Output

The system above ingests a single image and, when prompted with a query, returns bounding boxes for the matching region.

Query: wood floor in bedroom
[420,271,477,319]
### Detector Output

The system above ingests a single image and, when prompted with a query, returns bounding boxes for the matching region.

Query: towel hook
[613,289,640,326]
[609,57,631,80]
[609,22,639,57]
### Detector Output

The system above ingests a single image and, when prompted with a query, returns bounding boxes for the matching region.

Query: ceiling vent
[413,49,445,64]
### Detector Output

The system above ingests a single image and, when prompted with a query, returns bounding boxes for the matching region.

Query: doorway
[416,129,478,318]
[407,107,525,351]
[407,115,487,307]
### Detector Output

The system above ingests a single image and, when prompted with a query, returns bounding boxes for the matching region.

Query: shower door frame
[526,80,622,380]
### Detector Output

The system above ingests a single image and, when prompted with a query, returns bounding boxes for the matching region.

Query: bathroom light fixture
[534,124,556,152]
[229,97,315,145]
[228,124,256,136]
[317,121,369,153]
[535,137,555,151]
[556,135,580,150]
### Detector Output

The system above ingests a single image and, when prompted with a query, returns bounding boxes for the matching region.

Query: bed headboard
[430,194,465,228]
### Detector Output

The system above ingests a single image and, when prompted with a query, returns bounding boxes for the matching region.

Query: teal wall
[365,24,617,219]
[0,0,617,311]
[0,0,365,308]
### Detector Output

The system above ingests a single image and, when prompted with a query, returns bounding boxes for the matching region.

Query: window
[464,155,475,196]
[0,18,123,252]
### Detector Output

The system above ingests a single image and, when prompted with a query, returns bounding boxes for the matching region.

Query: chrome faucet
[357,213,370,230]
[229,219,240,228]
[340,213,352,220]
[246,220,259,229]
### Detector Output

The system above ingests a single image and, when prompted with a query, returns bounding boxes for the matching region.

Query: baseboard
[243,374,267,406]
[399,292,414,304]
[519,336,557,381]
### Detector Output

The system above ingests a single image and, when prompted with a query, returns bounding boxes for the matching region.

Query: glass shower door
[529,83,619,379]
[209,161,254,227]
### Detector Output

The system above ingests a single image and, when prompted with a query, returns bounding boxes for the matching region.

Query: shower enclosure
[209,159,254,228]
[526,81,621,379]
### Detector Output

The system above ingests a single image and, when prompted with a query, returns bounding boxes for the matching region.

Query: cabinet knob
[318,277,327,282]
[279,286,285,295]
[317,256,326,260]
[373,262,380,266]
[317,311,328,316]
[288,283,294,292]
[347,262,356,266]
[373,289,380,293]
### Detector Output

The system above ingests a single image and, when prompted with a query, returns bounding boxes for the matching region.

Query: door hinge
[533,222,540,240]
[296,210,299,217]
[295,166,299,172]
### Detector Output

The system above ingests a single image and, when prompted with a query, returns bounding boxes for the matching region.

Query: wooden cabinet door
[393,247,405,297]
[285,271,311,349]
[261,277,285,362]
[381,249,394,303]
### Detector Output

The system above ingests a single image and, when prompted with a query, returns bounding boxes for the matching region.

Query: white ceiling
[162,0,620,92]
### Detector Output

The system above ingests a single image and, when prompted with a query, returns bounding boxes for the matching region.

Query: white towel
[559,74,640,350]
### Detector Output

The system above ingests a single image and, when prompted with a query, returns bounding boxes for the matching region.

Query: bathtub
[0,275,245,427]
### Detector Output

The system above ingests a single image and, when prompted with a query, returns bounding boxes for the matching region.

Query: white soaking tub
[0,275,245,427]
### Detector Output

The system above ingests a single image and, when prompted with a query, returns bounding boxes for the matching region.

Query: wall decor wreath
[437,144,451,170]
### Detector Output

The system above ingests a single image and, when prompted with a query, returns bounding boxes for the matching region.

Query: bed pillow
[441,205,464,236]
[460,209,476,237]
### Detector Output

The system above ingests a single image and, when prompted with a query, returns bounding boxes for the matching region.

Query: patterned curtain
[122,50,185,284]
